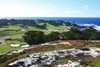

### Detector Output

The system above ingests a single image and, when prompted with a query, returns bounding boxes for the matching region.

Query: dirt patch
[58,40,91,46]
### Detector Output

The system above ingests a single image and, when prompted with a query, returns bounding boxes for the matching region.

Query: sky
[0,0,100,17]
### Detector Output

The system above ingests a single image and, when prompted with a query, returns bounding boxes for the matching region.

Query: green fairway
[0,26,20,31]
[28,26,38,31]
[0,24,69,54]
[0,31,24,38]
[36,22,45,26]
[0,26,38,38]
[46,23,69,30]
[0,41,26,54]
[58,23,69,29]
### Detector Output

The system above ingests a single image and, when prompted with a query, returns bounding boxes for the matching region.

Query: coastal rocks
[8,47,100,67]
[57,60,82,67]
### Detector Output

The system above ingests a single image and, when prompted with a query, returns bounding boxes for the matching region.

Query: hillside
[0,21,70,54]
[0,21,70,38]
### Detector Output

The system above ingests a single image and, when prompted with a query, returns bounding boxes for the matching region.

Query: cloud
[63,10,81,14]
[83,5,89,10]
[61,8,81,16]
[42,6,81,17]
[0,3,26,17]
[46,6,59,12]
[95,11,99,14]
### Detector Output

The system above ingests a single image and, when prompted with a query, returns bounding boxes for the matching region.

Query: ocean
[1,17,100,26]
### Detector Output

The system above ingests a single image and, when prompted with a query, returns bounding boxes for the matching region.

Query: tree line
[0,19,77,28]
[23,28,100,45]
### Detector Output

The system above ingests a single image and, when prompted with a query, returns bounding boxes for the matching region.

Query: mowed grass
[0,26,23,38]
[28,26,38,31]
[0,26,38,38]
[0,44,20,54]
[46,23,57,29]
[46,23,69,30]
[36,22,45,26]
[0,31,24,38]
[0,26,20,31]
[0,26,40,54]
[0,23,69,38]
[59,23,69,29]
[0,41,26,54]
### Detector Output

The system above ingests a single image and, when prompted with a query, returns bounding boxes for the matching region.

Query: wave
[79,24,100,31]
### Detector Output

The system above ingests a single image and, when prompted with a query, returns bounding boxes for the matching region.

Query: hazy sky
[0,0,100,17]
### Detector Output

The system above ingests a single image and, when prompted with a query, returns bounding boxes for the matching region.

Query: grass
[46,23,69,30]
[0,26,27,54]
[58,23,69,29]
[0,42,99,67]
[56,57,80,65]
[0,31,24,38]
[0,26,20,31]
[0,25,99,54]
[0,26,38,39]
[36,22,45,26]
[85,43,100,48]
[27,44,72,54]
[0,23,69,38]
[88,58,100,67]
[28,26,38,31]
[0,24,61,54]
[0,41,26,54]
[46,23,57,29]
[0,53,26,67]
[0,26,24,38]
[0,44,72,67]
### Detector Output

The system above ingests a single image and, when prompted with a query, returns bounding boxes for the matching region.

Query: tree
[62,31,75,40]
[45,32,60,42]
[81,28,96,40]
[23,31,44,45]
[89,32,100,40]
[62,28,82,40]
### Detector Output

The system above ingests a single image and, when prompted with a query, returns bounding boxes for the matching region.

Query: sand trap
[10,44,20,47]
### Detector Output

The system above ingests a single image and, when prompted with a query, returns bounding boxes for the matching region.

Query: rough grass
[0,42,100,67]
[0,44,72,67]
[0,53,25,67]
[85,43,100,48]
[88,58,100,67]
[27,44,72,54]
